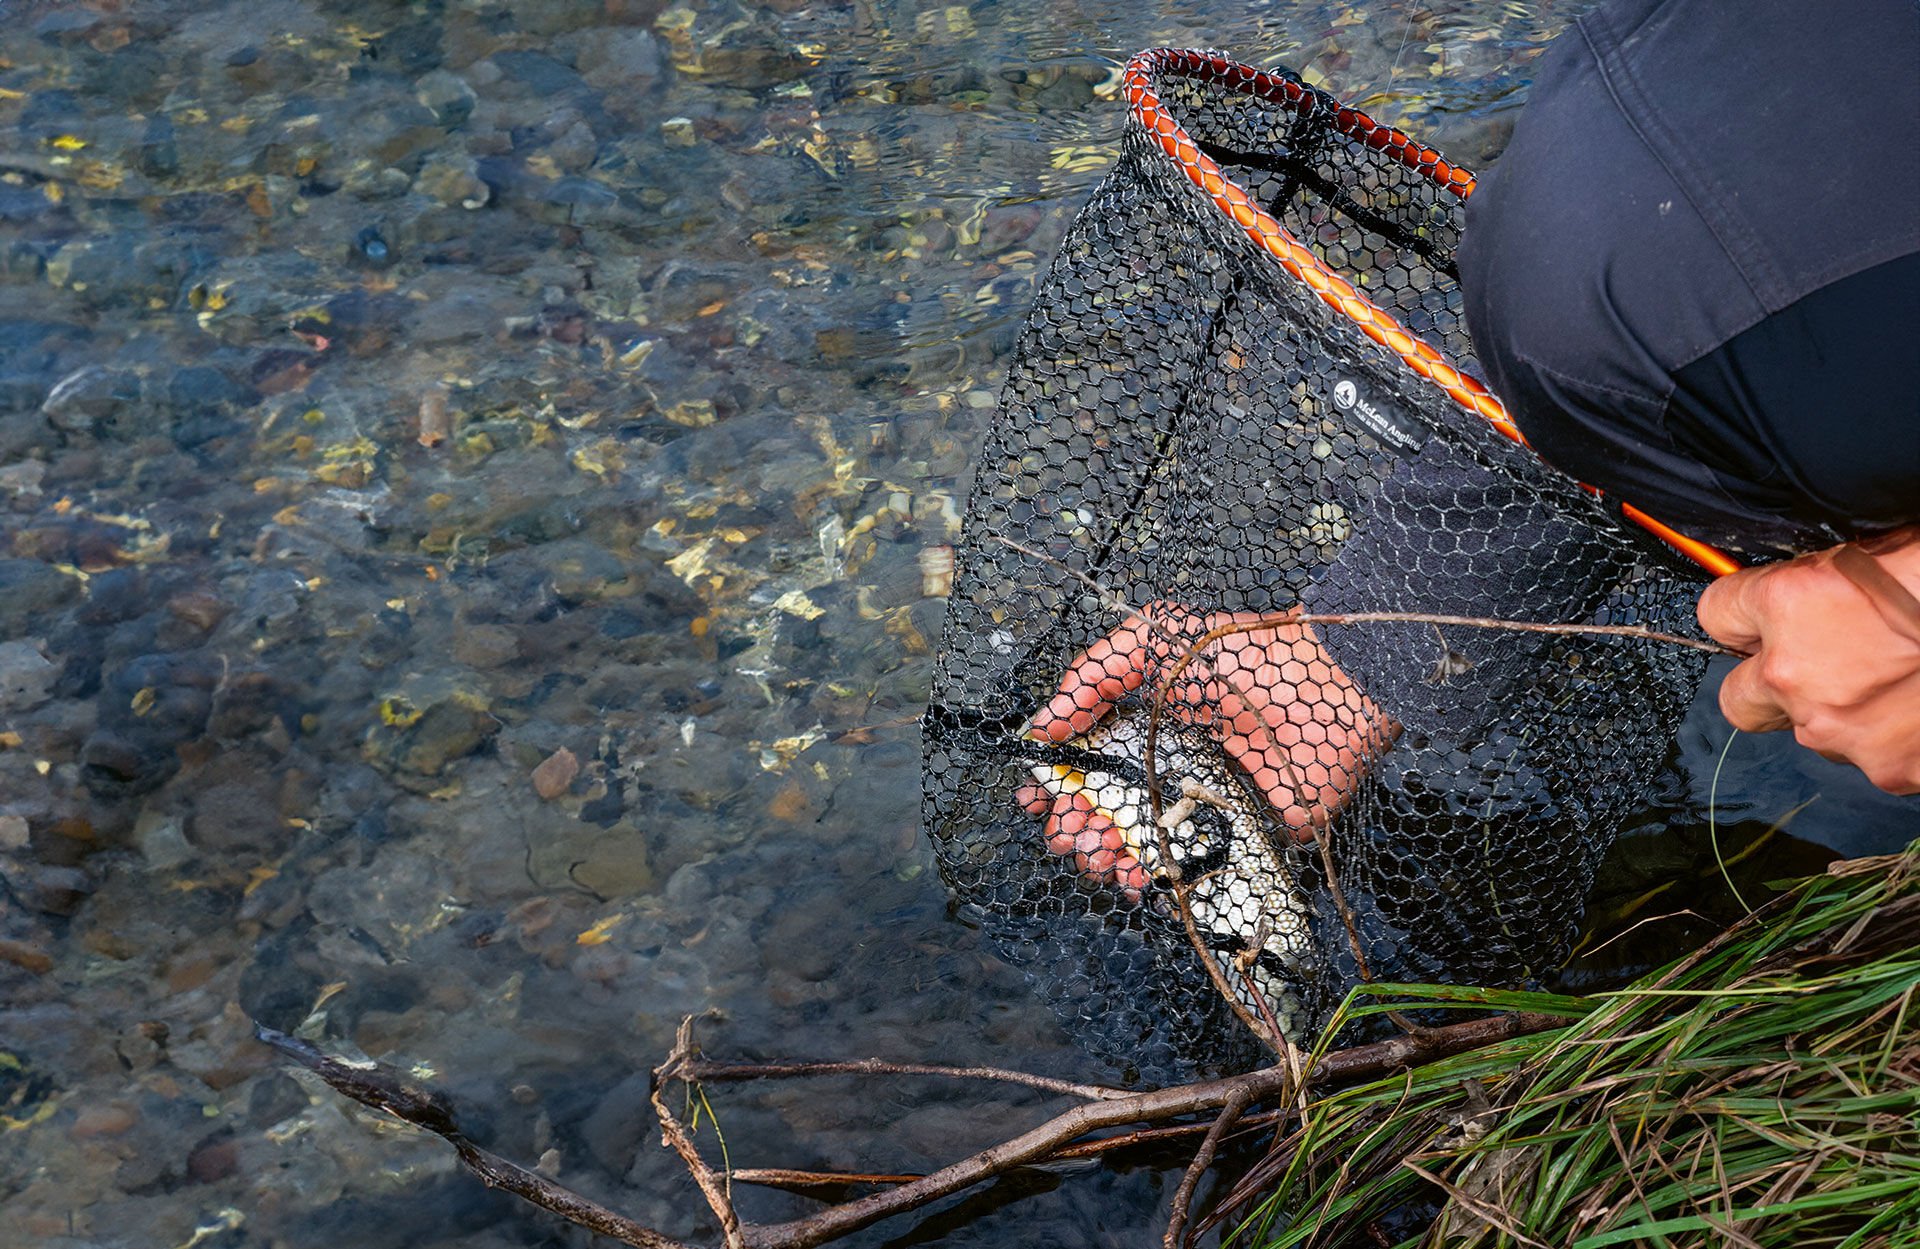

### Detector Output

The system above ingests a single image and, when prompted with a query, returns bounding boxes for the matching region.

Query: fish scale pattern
[922,50,1711,1080]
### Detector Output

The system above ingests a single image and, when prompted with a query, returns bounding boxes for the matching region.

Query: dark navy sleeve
[1302,438,1620,741]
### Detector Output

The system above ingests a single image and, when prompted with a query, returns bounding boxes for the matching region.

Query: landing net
[923,50,1715,1079]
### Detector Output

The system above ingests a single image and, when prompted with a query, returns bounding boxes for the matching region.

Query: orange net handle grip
[1124,48,1742,579]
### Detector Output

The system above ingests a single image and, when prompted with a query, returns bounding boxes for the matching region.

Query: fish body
[1028,712,1318,1040]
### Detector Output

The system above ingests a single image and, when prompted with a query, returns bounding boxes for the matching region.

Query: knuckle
[1756,650,1805,700]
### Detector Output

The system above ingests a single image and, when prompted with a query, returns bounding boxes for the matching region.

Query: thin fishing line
[1708,727,1753,916]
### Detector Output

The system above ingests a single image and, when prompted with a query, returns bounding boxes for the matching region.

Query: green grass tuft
[1223,842,1920,1248]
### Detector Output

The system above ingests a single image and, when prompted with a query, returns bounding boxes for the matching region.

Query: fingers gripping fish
[1025,710,1320,1041]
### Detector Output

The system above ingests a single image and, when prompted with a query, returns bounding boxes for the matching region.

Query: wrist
[1856,524,1920,576]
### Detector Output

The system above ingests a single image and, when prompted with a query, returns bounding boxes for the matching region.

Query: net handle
[1123,48,1741,578]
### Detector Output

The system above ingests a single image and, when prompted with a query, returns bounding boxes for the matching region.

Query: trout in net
[1022,706,1318,1041]
[922,50,1719,1080]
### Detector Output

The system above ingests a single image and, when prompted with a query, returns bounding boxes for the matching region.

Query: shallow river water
[0,1,1910,1246]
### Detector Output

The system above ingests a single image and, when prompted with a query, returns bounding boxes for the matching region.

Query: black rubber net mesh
[922,55,1711,1081]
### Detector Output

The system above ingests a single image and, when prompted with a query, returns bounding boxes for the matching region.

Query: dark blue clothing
[1314,0,1920,738]
[1458,0,1920,558]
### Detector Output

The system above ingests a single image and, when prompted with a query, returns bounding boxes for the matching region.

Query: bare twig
[993,538,1732,657]
[260,1006,1571,1249]
[1402,1159,1553,1249]
[733,1106,1305,1197]
[654,1016,747,1249]
[254,1024,696,1249]
[1314,830,1436,1040]
[1165,1087,1252,1249]
[1288,610,1732,655]
[730,1168,927,1192]
[724,1011,1570,1249]
[679,1057,1130,1102]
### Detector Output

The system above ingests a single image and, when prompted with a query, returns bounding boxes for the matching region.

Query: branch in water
[254,1024,697,1249]
[260,1009,1572,1249]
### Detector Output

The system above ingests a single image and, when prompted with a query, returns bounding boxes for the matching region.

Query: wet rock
[186,766,285,857]
[134,810,194,872]
[0,183,56,226]
[167,1001,268,1090]
[415,69,478,128]
[238,925,327,1034]
[40,364,137,436]
[578,1071,653,1174]
[0,560,79,635]
[3,864,93,917]
[68,1101,137,1140]
[417,153,491,209]
[246,1071,309,1129]
[450,623,519,669]
[491,50,587,98]
[0,639,57,711]
[187,1130,240,1183]
[81,652,221,798]
[576,28,665,92]
[0,937,55,975]
[363,675,501,778]
[346,166,413,202]
[110,1020,169,1075]
[759,903,838,982]
[544,538,642,605]
[80,730,179,799]
[564,823,652,898]
[74,567,148,627]
[138,113,179,179]
[542,176,620,224]
[531,748,578,800]
[166,591,231,634]
[161,364,260,417]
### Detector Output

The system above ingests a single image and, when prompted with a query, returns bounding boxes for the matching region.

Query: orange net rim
[1121,48,1740,578]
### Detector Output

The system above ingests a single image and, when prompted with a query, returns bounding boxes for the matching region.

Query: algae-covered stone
[363,672,501,778]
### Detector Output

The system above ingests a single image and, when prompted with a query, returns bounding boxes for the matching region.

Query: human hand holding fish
[1018,608,1396,893]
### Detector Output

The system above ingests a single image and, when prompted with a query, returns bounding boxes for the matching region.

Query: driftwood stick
[1165,1087,1252,1249]
[260,1009,1570,1249]
[254,1024,696,1249]
[728,1010,1569,1249]
[1053,1105,1291,1161]
[730,1168,927,1192]
[730,1106,1304,1195]
[679,1057,1130,1102]
[735,1105,1306,1196]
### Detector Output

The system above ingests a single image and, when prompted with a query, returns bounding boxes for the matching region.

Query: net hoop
[1123,48,1740,578]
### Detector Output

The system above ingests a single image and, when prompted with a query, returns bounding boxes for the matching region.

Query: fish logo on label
[1328,376,1426,457]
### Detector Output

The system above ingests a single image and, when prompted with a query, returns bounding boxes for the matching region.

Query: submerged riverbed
[0,1,1906,1245]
